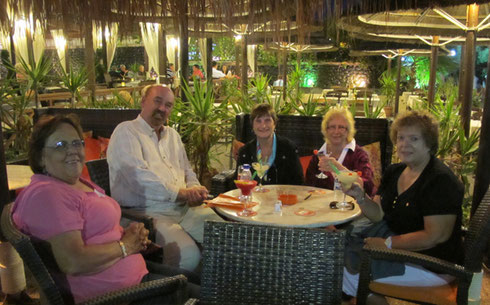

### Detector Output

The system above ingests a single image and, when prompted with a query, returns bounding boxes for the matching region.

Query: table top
[214,185,362,228]
[7,165,33,191]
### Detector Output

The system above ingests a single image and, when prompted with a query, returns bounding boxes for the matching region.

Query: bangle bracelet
[384,236,392,249]
[118,241,128,258]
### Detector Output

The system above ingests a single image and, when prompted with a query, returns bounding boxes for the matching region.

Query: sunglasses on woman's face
[44,139,85,152]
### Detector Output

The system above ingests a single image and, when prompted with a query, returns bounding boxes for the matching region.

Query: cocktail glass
[314,149,330,179]
[336,170,358,210]
[234,180,258,217]
[252,162,270,192]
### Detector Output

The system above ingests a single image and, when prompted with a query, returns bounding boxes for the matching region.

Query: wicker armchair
[0,203,189,305]
[356,185,490,305]
[85,159,156,242]
[198,221,346,305]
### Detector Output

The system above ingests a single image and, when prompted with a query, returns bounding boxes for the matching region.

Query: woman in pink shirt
[13,114,187,304]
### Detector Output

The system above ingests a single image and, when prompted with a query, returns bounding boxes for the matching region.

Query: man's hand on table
[177,186,209,206]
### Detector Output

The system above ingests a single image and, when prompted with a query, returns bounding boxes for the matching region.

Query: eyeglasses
[327,125,347,131]
[44,139,85,152]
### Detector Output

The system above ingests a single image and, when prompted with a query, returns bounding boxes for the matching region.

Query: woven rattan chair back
[1,203,72,305]
[463,185,490,272]
[200,221,346,305]
[86,159,111,196]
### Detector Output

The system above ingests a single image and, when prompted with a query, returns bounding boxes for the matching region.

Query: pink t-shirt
[13,174,148,303]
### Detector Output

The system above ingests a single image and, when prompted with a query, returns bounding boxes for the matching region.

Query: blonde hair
[321,107,356,143]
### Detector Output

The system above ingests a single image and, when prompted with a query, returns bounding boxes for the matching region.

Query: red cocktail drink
[234,180,258,217]
[235,180,257,196]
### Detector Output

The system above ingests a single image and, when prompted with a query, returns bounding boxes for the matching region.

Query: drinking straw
[252,171,257,179]
[329,161,340,175]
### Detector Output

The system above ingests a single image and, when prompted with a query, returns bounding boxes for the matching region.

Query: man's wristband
[118,240,128,258]
[384,236,392,249]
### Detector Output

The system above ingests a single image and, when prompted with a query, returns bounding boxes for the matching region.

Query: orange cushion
[369,281,457,305]
[232,139,245,161]
[98,136,110,158]
[299,155,312,178]
[362,141,382,189]
[82,137,102,181]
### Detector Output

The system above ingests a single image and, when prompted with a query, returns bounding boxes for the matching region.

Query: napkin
[204,194,258,210]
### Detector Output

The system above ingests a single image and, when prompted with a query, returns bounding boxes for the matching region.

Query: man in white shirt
[211,61,226,79]
[107,84,221,271]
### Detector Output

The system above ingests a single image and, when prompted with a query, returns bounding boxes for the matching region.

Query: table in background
[7,165,33,191]
[214,185,361,228]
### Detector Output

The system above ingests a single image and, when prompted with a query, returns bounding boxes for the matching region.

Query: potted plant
[60,66,88,108]
[174,78,232,188]
[378,70,396,117]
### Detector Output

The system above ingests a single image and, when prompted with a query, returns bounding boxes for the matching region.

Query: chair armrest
[80,274,188,305]
[146,260,201,285]
[210,169,235,196]
[121,208,155,242]
[356,245,473,305]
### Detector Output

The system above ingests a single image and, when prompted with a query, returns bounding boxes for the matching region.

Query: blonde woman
[305,107,375,196]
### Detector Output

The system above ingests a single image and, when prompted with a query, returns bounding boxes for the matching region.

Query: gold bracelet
[118,241,128,258]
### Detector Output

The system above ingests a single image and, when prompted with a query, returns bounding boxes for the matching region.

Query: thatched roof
[0,0,327,42]
[3,0,489,42]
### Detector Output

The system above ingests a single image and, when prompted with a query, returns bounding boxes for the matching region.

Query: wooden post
[241,36,248,96]
[206,38,213,83]
[394,53,402,116]
[282,50,288,101]
[235,38,241,81]
[179,0,189,101]
[461,4,478,137]
[159,29,167,84]
[84,21,96,103]
[458,46,465,105]
[427,36,439,107]
[471,46,490,214]
[387,55,392,75]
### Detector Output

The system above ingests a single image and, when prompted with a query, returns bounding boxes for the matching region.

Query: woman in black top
[236,104,304,186]
[341,110,463,298]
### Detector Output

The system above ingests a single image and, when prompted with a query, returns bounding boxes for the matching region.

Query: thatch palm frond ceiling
[4,0,487,40]
[0,0,328,41]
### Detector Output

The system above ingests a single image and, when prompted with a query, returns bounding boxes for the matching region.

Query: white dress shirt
[212,67,226,79]
[107,115,200,216]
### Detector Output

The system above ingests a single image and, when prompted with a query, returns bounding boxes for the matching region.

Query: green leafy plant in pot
[378,70,396,117]
[175,77,233,188]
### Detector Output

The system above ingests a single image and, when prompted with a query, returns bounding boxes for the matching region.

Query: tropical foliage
[0,79,33,160]
[174,78,232,187]
[60,66,88,107]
